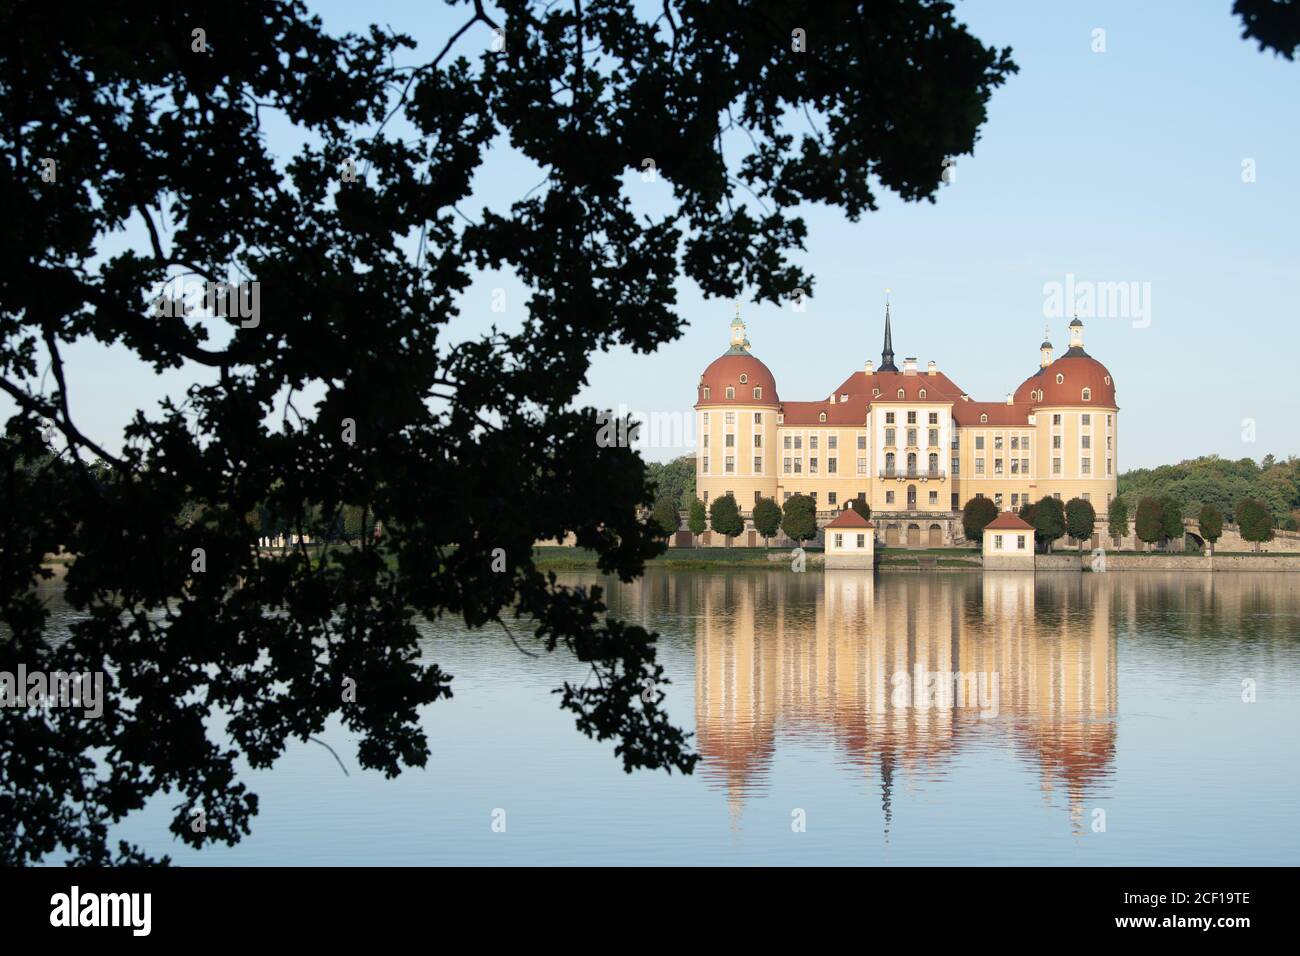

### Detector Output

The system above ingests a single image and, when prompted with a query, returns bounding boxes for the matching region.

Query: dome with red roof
[695,313,780,407]
[1014,319,1117,408]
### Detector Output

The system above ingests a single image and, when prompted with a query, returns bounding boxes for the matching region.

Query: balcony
[878,468,947,480]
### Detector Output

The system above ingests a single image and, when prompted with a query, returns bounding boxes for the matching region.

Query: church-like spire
[879,291,898,372]
[726,301,751,354]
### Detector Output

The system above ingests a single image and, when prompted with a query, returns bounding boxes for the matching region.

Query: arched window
[725,386,735,399]
[906,452,917,472]
[1055,373,1064,384]
[919,388,927,399]
[1082,387,1092,401]
[753,386,762,399]
[980,413,988,423]
[897,388,905,399]
[885,451,896,473]
[702,387,710,399]
[819,412,827,422]
[928,452,939,473]
[1104,375,1111,385]
[739,373,748,384]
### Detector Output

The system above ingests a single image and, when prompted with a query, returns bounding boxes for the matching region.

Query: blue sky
[12,1,1298,469]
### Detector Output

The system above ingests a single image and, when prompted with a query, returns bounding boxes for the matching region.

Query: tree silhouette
[0,0,1015,863]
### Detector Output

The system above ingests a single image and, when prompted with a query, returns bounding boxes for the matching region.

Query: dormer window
[819,412,827,422]
[873,388,881,398]
[1055,373,1064,384]
[753,386,762,399]
[777,414,784,424]
[897,388,904,399]
[1104,375,1111,385]
[919,388,927,399]
[739,373,748,384]
[702,386,710,399]
[725,386,735,399]
[1082,387,1092,401]
[980,414,988,423]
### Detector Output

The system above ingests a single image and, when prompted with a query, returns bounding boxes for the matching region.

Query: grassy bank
[532,546,798,571]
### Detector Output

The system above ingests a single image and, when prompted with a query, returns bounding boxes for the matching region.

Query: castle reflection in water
[694,571,1121,834]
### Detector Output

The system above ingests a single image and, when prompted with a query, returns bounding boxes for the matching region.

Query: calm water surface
[43,570,1300,864]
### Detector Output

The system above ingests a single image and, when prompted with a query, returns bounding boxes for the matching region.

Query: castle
[693,305,1119,547]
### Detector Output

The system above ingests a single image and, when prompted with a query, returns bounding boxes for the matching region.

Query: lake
[39,569,1300,865]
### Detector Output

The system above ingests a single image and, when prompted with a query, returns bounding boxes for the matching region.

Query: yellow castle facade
[694,305,1119,546]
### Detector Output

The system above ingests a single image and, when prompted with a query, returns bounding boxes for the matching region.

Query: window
[1082,492,1090,502]
[754,434,762,447]
[1107,458,1113,476]
[856,534,866,548]
[809,492,817,503]
[702,387,710,399]
[975,457,985,475]
[906,428,917,446]
[702,491,709,505]
[834,533,843,548]
[1082,387,1091,401]
[994,458,1003,474]
[907,411,917,424]
[783,457,792,474]
[1011,459,1019,474]
[1082,414,1091,426]
[1081,458,1091,475]
[783,492,791,501]
[994,535,1004,550]
[929,490,938,505]
[1054,492,1062,500]
[951,493,960,509]
[725,433,735,447]
[755,491,762,505]
[885,452,896,472]
[1021,457,1028,472]
[810,436,819,449]
[980,414,988,423]
[885,412,895,424]
[975,436,985,450]
[918,388,926,399]
[951,457,960,475]
[1052,457,1062,475]
[828,435,837,449]
[994,436,1003,450]
[725,456,735,473]
[725,412,735,425]
[783,435,792,449]
[828,492,837,505]
[828,458,838,474]
[702,456,709,473]
[886,491,895,504]
[1082,435,1091,450]
[753,387,762,400]
[739,373,748,384]
[1010,437,1018,450]
[951,434,960,449]
[928,452,939,473]
[1107,436,1112,450]
[810,458,819,473]
[1055,373,1064,384]
[928,429,939,447]
[794,459,802,473]
[928,412,938,425]
[885,427,896,446]
[1011,493,1019,508]
[703,434,710,448]
[857,435,866,450]
[793,435,802,449]
[1107,414,1113,426]
[994,493,1003,507]
[754,412,762,425]
[1052,414,1061,426]
[897,389,905,399]
[1052,435,1061,449]
[857,457,867,474]
[725,386,735,398]
[1016,534,1026,550]
[819,412,827,422]
[754,456,763,472]
[703,412,710,427]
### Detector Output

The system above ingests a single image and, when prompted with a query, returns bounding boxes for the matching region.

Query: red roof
[830,369,967,403]
[826,509,873,529]
[1013,353,1117,409]
[696,352,780,407]
[951,400,1032,427]
[778,400,868,426]
[985,511,1034,531]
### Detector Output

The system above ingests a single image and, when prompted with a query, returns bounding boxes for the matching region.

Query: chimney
[927,360,937,376]
[903,357,918,375]
[865,359,875,376]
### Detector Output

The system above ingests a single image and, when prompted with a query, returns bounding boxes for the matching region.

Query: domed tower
[1014,316,1119,515]
[695,307,781,523]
